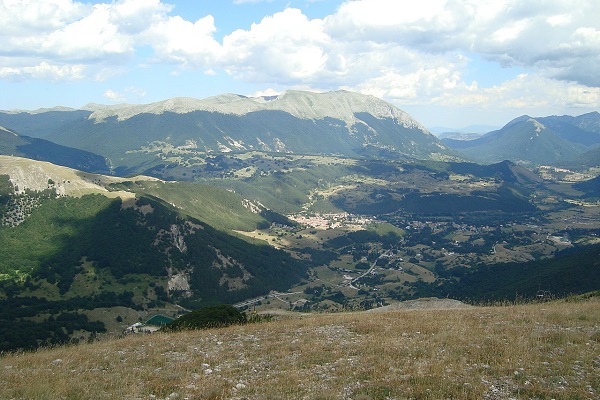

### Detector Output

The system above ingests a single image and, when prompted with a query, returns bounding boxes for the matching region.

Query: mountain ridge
[443,113,596,165]
[0,127,111,173]
[0,90,455,175]
[85,90,430,132]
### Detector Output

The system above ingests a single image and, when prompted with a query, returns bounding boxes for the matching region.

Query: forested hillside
[0,183,307,351]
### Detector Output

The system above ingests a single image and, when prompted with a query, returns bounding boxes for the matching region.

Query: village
[287,212,376,230]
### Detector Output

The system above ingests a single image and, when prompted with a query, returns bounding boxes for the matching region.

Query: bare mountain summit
[87,90,427,131]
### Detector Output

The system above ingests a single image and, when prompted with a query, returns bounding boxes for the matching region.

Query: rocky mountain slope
[0,91,457,175]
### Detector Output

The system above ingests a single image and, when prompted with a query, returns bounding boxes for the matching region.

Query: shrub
[164,304,246,331]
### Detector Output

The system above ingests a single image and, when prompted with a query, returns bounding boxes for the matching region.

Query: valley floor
[1,297,599,400]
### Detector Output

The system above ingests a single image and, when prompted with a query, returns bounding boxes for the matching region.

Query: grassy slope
[0,155,274,233]
[118,180,267,232]
[209,162,349,214]
[1,298,599,399]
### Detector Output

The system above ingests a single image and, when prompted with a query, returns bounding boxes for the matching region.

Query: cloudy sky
[1,0,599,128]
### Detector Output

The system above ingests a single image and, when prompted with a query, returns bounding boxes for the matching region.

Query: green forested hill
[1,151,597,352]
[415,245,600,302]
[443,117,586,165]
[573,174,600,198]
[0,192,306,300]
[0,187,306,351]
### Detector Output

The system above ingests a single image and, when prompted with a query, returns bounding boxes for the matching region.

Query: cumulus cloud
[0,61,86,81]
[0,0,171,80]
[324,0,600,85]
[1,0,599,118]
[324,0,473,50]
[207,0,599,115]
[103,89,125,102]
[145,14,221,67]
[427,73,600,118]
[0,0,89,35]
[251,88,281,98]
[103,86,147,102]
[221,8,330,82]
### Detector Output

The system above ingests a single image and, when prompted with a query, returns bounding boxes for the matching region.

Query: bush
[164,304,246,331]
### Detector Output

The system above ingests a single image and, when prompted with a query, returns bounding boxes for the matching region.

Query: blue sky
[1,0,599,129]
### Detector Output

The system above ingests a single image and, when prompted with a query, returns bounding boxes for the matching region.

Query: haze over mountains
[429,125,498,141]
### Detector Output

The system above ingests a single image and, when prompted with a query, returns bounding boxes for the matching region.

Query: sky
[1,0,599,129]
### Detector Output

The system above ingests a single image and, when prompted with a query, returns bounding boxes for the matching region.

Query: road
[233,290,304,309]
[233,246,397,309]
[351,247,395,285]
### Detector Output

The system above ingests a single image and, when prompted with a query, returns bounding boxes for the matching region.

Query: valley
[0,91,599,351]
[1,150,599,350]
[216,152,600,312]
[3,2,600,397]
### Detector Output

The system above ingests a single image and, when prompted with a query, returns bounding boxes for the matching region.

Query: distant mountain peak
[1,90,454,167]
[0,106,77,115]
[505,115,533,128]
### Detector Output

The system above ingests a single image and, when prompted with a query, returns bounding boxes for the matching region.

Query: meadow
[1,297,599,399]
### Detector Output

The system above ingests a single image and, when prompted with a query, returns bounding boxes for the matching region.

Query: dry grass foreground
[1,299,599,400]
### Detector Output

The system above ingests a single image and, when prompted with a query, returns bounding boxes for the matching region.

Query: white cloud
[1,0,599,122]
[0,61,86,81]
[430,73,600,114]
[251,88,281,97]
[350,57,469,104]
[145,14,222,67]
[109,0,172,35]
[323,0,600,85]
[0,0,172,78]
[103,89,125,102]
[0,0,90,35]
[125,86,147,98]
[103,86,147,102]
[44,4,132,60]
[221,8,330,82]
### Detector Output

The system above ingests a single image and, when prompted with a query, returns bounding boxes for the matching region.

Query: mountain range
[1,91,458,176]
[2,91,599,171]
[1,90,600,351]
[442,112,600,166]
